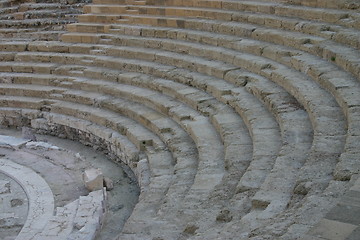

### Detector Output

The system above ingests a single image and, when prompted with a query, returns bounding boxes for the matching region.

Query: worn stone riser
[70,11,360,52]
[81,1,360,29]
[92,0,360,11]
[100,16,358,81]
[0,19,77,28]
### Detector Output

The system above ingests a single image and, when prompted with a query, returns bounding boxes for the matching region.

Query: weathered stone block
[83,168,104,191]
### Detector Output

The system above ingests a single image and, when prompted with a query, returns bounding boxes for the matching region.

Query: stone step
[34,200,79,239]
[17,2,86,12]
[0,18,77,29]
[0,41,28,51]
[0,6,17,17]
[66,22,113,34]
[232,12,360,49]
[104,15,360,77]
[18,3,65,11]
[67,8,360,53]
[78,13,128,24]
[55,101,166,151]
[31,189,107,240]
[0,31,65,41]
[92,0,146,5]
[83,4,139,14]
[141,0,360,29]
[0,52,16,61]
[67,190,106,239]
[262,0,360,10]
[15,9,81,20]
[0,0,10,8]
[245,74,313,209]
[0,28,60,38]
[67,2,360,49]
[7,33,65,41]
[107,17,360,81]
[33,0,90,3]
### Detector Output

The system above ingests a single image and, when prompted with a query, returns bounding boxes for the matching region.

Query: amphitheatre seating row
[0,0,359,239]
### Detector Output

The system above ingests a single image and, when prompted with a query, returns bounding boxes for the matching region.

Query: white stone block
[83,168,103,192]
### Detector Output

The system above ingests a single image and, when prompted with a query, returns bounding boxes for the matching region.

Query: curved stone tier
[1,0,360,239]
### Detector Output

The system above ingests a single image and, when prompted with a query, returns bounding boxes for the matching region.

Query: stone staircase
[30,189,106,240]
[1,0,360,239]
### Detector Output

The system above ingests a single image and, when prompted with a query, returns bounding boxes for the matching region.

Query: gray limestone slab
[346,227,360,240]
[0,135,29,148]
[325,204,360,225]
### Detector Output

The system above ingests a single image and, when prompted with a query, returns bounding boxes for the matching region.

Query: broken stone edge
[0,158,55,240]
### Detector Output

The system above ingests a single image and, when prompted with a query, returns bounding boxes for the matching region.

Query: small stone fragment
[183,225,198,235]
[216,209,233,223]
[294,181,312,195]
[83,168,104,192]
[10,199,23,207]
[26,141,60,150]
[0,181,10,194]
[103,177,114,191]
[75,153,85,161]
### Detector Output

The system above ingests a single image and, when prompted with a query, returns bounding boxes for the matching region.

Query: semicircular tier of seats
[1,0,360,239]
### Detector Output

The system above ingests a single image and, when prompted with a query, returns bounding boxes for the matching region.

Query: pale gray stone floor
[0,127,139,240]
[0,173,28,240]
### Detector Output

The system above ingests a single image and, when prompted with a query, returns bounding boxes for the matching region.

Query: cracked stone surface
[0,173,28,240]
